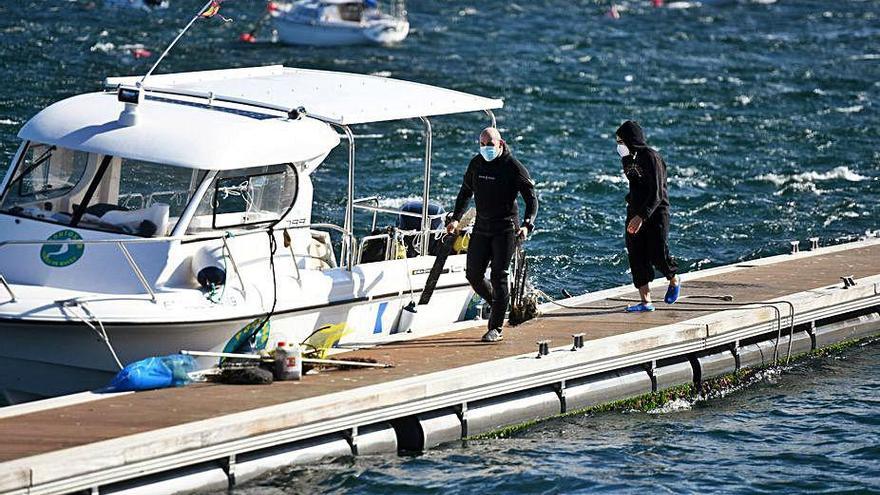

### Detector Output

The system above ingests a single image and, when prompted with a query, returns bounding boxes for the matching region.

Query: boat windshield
[0,142,206,237]
[186,164,299,234]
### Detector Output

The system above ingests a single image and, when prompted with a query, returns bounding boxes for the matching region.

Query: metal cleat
[536,340,550,358]
[809,237,819,250]
[840,275,857,289]
[571,333,585,351]
[789,240,800,254]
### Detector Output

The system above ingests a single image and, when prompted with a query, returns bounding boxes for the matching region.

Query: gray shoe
[481,328,503,342]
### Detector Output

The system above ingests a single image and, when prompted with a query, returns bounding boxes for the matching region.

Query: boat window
[337,3,364,22]
[0,143,89,205]
[186,164,298,234]
[0,143,205,238]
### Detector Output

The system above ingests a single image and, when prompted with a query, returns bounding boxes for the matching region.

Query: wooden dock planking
[0,242,878,464]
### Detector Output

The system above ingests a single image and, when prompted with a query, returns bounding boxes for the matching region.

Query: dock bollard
[789,240,800,254]
[536,340,550,358]
[809,237,819,250]
[571,333,585,351]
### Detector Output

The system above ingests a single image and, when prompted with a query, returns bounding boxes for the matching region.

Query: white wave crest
[648,398,693,414]
[757,166,869,186]
[90,41,115,53]
[666,2,701,9]
[0,119,19,126]
[834,105,863,114]
[823,211,860,227]
[594,174,626,185]
[377,196,423,208]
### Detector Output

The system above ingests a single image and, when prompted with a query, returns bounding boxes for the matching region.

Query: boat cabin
[0,65,501,295]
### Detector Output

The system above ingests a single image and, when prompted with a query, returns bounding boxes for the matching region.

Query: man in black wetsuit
[616,120,680,312]
[447,127,538,342]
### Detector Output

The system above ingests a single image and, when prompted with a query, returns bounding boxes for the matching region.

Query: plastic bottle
[273,341,302,381]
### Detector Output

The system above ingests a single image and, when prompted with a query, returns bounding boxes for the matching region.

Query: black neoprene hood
[616,120,648,150]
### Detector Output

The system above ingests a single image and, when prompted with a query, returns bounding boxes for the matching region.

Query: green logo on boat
[40,230,85,267]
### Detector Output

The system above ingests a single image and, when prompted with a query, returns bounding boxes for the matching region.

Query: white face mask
[617,143,630,157]
[480,145,501,161]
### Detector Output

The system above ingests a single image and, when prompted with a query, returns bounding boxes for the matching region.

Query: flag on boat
[200,1,232,22]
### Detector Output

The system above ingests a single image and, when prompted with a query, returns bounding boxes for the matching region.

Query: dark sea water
[1,0,879,492]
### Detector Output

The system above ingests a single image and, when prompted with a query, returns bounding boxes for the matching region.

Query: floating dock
[1,238,879,495]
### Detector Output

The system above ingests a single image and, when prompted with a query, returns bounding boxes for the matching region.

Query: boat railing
[352,201,446,228]
[0,222,344,301]
[0,275,16,303]
[356,233,392,264]
[352,196,380,232]
[0,221,453,304]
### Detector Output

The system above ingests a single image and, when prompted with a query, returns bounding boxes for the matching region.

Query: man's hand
[517,226,529,240]
[446,220,459,234]
[626,216,643,235]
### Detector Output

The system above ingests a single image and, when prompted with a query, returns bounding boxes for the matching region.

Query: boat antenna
[139,0,231,86]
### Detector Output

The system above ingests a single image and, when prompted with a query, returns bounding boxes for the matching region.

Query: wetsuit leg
[625,212,655,288]
[465,232,495,307]
[487,229,516,330]
[647,209,678,279]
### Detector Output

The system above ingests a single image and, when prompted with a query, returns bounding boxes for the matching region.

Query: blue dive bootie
[625,302,655,312]
[664,280,681,304]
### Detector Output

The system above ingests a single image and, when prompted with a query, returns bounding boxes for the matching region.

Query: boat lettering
[40,230,85,267]
[412,268,449,276]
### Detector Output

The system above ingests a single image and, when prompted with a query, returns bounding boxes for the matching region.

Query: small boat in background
[104,0,169,11]
[271,0,409,46]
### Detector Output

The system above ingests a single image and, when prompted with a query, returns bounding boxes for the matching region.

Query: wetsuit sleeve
[451,160,475,222]
[514,158,538,232]
[633,153,662,220]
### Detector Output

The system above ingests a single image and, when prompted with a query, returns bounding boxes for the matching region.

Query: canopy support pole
[340,125,356,270]
[419,117,433,256]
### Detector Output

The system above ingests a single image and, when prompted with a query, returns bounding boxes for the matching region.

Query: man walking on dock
[447,127,539,342]
[616,120,680,312]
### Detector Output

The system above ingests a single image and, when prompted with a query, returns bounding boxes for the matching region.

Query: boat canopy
[17,91,340,171]
[105,65,504,126]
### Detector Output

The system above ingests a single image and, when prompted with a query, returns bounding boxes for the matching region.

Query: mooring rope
[604,296,796,366]
[60,300,124,371]
[535,289,797,366]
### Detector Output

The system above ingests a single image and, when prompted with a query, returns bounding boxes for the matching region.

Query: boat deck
[1,239,879,494]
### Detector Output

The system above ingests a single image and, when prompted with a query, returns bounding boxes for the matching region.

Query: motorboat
[0,65,502,403]
[104,0,170,11]
[270,0,409,46]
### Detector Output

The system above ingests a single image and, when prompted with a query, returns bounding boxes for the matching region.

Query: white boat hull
[272,17,409,46]
[0,284,474,403]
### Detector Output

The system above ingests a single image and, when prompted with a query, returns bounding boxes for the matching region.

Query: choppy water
[1,0,879,491]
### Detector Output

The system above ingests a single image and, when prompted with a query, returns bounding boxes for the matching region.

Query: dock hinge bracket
[807,320,817,350]
[645,360,658,392]
[457,402,469,438]
[555,380,567,414]
[221,453,237,488]
[731,340,741,371]
[346,426,360,456]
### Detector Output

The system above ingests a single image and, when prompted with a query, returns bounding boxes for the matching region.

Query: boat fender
[191,245,226,289]
[396,301,417,334]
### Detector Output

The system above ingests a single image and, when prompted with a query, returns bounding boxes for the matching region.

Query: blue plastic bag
[102,354,197,392]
